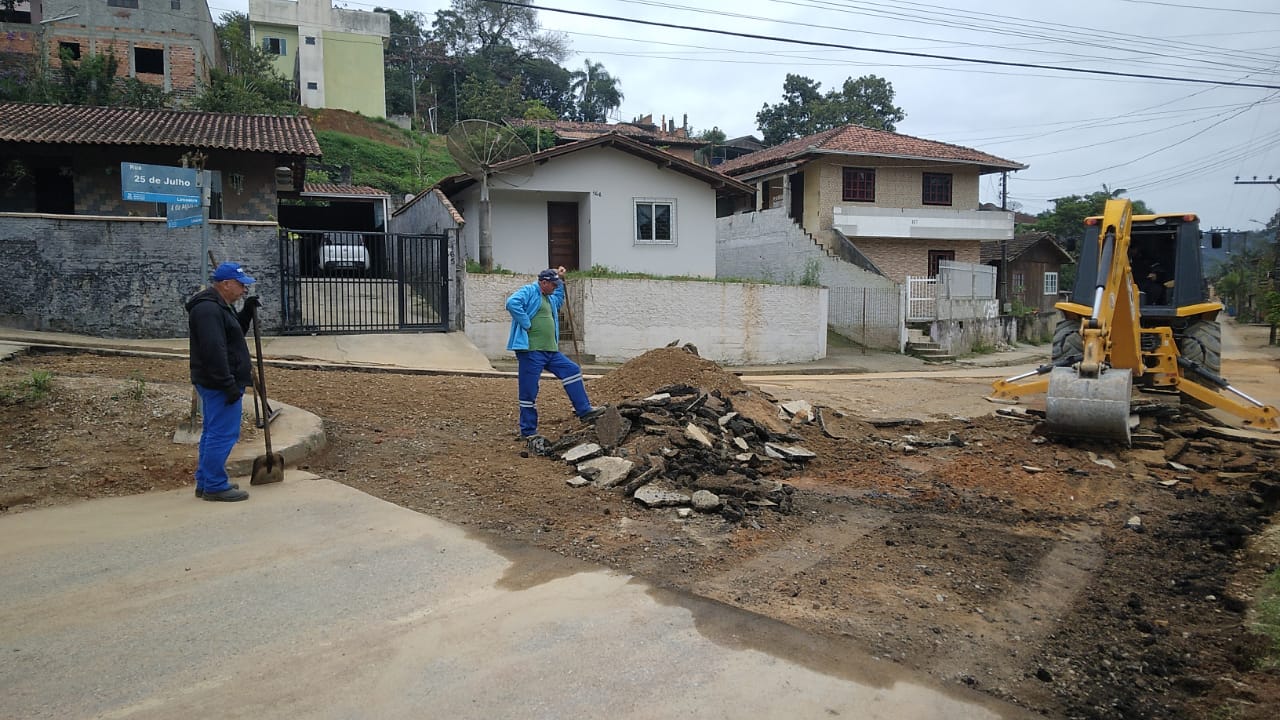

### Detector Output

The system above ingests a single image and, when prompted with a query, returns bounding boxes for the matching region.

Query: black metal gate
[278,229,449,334]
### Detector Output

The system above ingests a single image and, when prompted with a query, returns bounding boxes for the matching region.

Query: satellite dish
[445,119,533,270]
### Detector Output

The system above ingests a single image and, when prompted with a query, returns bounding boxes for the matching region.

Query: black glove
[242,296,263,314]
[223,387,244,403]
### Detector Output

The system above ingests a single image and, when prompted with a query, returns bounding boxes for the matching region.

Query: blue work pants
[516,350,592,437]
[194,384,243,493]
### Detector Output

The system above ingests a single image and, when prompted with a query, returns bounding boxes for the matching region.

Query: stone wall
[464,272,828,366]
[0,214,279,338]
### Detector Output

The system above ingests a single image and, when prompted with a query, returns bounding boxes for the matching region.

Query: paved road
[0,477,1032,720]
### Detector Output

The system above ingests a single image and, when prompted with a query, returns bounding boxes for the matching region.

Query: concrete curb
[176,397,327,478]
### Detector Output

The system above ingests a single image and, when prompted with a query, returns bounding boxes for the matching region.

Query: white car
[319,235,371,275]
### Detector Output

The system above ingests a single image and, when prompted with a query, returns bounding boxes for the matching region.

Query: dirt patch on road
[2,348,1278,719]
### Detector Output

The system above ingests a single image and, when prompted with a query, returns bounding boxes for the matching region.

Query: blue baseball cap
[537,269,559,282]
[212,262,255,285]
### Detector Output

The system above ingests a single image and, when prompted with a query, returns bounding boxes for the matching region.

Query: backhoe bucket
[1045,366,1134,444]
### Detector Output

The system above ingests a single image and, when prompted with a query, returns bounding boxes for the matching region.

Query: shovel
[249,304,285,485]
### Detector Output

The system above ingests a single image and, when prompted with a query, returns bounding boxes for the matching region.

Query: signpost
[121,162,200,204]
[166,201,202,229]
[121,160,211,287]
[123,159,214,438]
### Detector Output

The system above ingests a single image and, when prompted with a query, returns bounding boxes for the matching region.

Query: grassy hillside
[306,110,459,198]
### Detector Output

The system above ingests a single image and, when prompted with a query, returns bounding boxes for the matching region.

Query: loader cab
[1069,213,1210,318]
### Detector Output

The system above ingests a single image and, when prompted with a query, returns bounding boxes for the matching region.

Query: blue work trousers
[516,350,591,437]
[194,384,243,493]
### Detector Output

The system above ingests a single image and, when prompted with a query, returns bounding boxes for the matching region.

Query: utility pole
[999,172,1009,312]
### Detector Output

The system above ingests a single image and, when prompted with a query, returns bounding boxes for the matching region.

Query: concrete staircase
[905,327,956,363]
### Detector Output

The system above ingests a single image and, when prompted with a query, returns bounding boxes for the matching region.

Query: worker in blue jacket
[506,266,603,438]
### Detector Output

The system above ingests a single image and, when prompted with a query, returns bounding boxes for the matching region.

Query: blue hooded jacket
[506,278,564,351]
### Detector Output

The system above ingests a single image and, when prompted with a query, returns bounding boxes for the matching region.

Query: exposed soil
[307,108,416,148]
[2,344,1279,719]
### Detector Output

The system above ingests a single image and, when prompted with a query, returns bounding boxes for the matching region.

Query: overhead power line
[495,1,1280,90]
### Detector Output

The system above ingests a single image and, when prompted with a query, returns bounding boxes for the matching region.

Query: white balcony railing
[832,205,1013,241]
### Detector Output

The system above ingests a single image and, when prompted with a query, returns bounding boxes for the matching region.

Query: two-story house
[0,0,218,103]
[248,0,390,118]
[717,124,1026,283]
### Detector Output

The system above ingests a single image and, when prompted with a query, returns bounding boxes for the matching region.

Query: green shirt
[526,295,558,351]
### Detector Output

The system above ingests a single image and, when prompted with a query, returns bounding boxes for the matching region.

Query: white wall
[456,146,719,277]
[464,273,827,366]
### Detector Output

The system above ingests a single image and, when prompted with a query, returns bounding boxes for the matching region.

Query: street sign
[120,162,200,204]
[166,201,202,229]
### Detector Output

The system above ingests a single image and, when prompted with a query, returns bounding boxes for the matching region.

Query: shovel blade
[250,452,285,485]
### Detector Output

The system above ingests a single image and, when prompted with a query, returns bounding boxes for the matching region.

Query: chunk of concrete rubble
[577,456,635,489]
[1125,516,1144,532]
[733,437,750,450]
[642,393,671,403]
[1022,465,1044,473]
[566,475,591,488]
[633,485,691,508]
[685,423,713,448]
[676,508,693,519]
[779,399,814,422]
[562,443,603,463]
[594,406,630,448]
[718,412,738,427]
[734,453,754,462]
[1088,451,1116,469]
[1158,479,1181,487]
[763,442,816,461]
[1168,460,1191,472]
[691,490,722,512]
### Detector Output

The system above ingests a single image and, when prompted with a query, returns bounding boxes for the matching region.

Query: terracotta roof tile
[303,183,389,196]
[0,102,321,156]
[507,118,706,147]
[717,124,1025,176]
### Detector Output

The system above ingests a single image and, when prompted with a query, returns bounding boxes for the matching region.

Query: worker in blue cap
[185,262,261,501]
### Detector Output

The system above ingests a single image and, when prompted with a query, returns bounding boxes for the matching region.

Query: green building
[248,0,390,118]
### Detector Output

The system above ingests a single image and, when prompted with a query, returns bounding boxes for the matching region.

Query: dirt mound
[587,346,748,404]
[307,108,414,148]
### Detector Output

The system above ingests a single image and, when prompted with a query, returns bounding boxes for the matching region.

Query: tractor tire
[1051,318,1083,366]
[1178,320,1222,376]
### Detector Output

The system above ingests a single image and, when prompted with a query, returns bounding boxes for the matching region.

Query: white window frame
[1043,271,1059,295]
[634,198,676,245]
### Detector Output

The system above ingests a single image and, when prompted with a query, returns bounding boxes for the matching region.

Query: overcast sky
[216,0,1280,231]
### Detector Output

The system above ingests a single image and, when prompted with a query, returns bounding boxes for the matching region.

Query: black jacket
[186,287,254,400]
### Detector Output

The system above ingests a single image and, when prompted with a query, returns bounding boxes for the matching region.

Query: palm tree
[569,59,622,122]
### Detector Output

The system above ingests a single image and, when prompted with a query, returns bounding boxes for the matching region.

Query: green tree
[457,73,525,123]
[1030,188,1154,246]
[569,59,623,122]
[756,73,905,146]
[193,13,296,114]
[693,126,727,165]
[379,8,431,118]
[59,50,120,106]
[435,0,567,62]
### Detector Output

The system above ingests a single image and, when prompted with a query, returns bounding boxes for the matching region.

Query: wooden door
[547,202,579,270]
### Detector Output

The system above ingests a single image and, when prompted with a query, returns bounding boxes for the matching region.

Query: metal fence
[905,277,936,321]
[278,229,449,334]
[828,286,903,350]
[938,260,996,299]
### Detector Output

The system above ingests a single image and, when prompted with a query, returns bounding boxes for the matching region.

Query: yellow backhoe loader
[991,199,1278,443]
